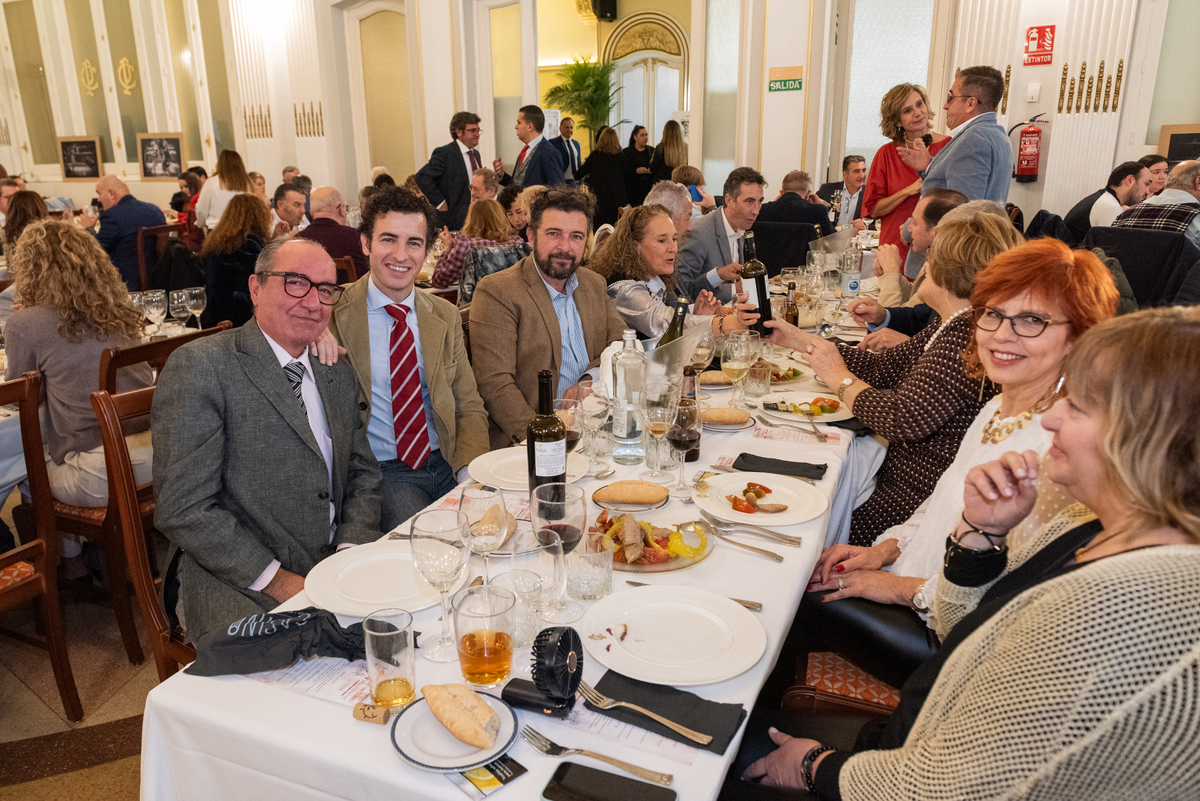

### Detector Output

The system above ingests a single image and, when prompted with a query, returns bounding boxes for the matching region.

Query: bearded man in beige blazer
[470,189,627,450]
[328,186,489,531]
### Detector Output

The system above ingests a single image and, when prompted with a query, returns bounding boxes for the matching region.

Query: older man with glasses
[152,236,382,643]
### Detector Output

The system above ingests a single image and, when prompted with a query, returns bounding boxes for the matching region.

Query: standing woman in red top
[864,84,949,263]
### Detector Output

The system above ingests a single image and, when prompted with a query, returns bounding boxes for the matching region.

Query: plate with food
[760,391,854,423]
[692,471,828,527]
[306,540,470,617]
[591,480,671,512]
[581,585,767,685]
[697,371,733,391]
[587,509,715,574]
[763,360,807,387]
[391,685,518,773]
[468,446,589,492]
[700,407,755,432]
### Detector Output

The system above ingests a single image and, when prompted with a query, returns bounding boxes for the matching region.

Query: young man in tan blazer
[470,189,627,450]
[327,186,489,531]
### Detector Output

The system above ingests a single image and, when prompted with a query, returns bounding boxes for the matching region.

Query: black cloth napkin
[588,671,747,755]
[732,453,828,480]
[825,417,871,437]
[186,608,368,677]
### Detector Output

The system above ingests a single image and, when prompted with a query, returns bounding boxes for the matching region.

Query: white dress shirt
[706,208,744,289]
[838,187,862,229]
[457,139,480,184]
[560,136,579,179]
[1089,189,1124,229]
[271,209,309,233]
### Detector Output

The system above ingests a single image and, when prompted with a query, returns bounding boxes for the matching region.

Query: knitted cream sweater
[841,504,1200,799]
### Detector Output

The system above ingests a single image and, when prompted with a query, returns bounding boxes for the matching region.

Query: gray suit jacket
[675,209,737,303]
[152,319,382,642]
[920,112,1012,202]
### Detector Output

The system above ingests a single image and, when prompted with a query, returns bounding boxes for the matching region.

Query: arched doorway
[603,13,688,147]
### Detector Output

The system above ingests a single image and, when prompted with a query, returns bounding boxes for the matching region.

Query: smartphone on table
[542,762,677,801]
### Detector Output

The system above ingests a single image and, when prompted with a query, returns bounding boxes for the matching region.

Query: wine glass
[508,526,568,625]
[574,380,610,466]
[689,329,715,399]
[721,332,761,409]
[667,398,703,498]
[529,483,586,623]
[635,381,679,483]
[409,509,470,662]
[459,482,508,584]
[127,292,143,319]
[143,290,167,334]
[169,290,191,333]
[552,399,582,454]
[187,287,207,330]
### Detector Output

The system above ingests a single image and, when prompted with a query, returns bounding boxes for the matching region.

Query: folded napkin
[186,608,368,677]
[587,672,747,755]
[825,417,872,437]
[733,453,828,480]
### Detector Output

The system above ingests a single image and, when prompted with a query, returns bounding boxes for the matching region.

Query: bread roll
[422,684,501,749]
[593,480,670,506]
[698,371,732,385]
[702,407,751,425]
[479,504,519,547]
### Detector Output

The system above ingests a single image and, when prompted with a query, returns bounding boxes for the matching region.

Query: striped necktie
[283,361,306,414]
[385,305,430,469]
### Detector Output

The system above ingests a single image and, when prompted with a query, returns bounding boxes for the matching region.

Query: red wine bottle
[527,370,566,494]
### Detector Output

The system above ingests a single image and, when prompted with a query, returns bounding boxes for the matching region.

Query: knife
[625,581,762,612]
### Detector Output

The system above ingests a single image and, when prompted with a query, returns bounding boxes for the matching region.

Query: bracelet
[958,512,1007,550]
[717,314,727,335]
[802,744,834,791]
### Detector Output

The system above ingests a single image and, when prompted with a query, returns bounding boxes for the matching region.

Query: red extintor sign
[1024,25,1055,66]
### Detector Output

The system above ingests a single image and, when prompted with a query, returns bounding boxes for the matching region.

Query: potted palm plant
[543,57,628,150]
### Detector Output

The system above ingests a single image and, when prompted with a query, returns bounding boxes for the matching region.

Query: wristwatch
[836,377,855,402]
[911,581,929,613]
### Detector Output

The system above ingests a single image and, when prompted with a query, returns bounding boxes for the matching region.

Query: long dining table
[140,352,867,801]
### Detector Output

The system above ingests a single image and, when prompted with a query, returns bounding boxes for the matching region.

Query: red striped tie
[385,305,430,469]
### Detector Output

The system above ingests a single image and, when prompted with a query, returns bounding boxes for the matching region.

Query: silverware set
[522,726,674,785]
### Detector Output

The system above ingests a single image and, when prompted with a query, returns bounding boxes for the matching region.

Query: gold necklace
[980,383,1064,444]
[1075,528,1128,561]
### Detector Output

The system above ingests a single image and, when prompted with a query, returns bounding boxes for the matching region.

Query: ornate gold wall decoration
[1103,75,1112,112]
[574,0,595,21]
[1001,65,1011,115]
[1067,77,1076,114]
[294,102,324,138]
[611,22,681,60]
[244,104,273,139]
[117,57,137,96]
[1075,63,1086,113]
[1085,75,1094,112]
[0,118,11,147]
[1112,60,1123,111]
[1058,64,1068,113]
[1093,61,1104,112]
[79,59,99,97]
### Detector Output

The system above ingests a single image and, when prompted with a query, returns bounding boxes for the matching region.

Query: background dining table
[140,346,870,801]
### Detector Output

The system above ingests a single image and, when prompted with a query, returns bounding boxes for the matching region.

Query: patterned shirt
[432,232,524,289]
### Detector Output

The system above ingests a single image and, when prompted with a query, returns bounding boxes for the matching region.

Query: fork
[578,681,714,745]
[700,511,804,546]
[756,412,827,444]
[521,726,674,785]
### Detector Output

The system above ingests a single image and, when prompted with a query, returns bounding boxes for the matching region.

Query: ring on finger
[837,577,844,590]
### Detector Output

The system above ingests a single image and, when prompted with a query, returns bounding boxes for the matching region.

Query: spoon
[817,323,835,339]
[587,467,616,479]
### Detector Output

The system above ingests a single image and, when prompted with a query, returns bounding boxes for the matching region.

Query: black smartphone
[541,762,677,801]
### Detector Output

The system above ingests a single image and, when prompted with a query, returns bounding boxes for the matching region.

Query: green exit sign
[769,79,803,92]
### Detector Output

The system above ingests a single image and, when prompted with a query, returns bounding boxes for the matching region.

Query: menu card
[446,755,528,798]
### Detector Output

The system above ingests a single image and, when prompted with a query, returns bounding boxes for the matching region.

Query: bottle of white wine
[741,232,771,336]
[526,370,566,494]
[657,296,689,348]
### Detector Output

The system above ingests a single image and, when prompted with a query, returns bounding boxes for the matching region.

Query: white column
[758,0,815,188]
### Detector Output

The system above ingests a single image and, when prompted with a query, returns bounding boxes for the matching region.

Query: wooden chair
[460,305,472,363]
[92,387,195,681]
[136,223,185,291]
[430,287,458,306]
[333,256,354,285]
[0,372,83,720]
[98,321,232,395]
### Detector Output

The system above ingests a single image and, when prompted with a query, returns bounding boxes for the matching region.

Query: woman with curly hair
[4,220,153,515]
[863,84,950,263]
[431,199,523,289]
[201,193,273,327]
[588,204,755,342]
[248,171,268,202]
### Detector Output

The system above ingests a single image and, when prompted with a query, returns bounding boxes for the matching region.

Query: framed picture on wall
[136,133,185,181]
[1157,125,1200,167]
[57,136,103,183]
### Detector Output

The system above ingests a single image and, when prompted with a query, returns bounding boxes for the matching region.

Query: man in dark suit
[547,117,582,184]
[816,156,867,231]
[496,105,565,190]
[152,237,382,642]
[77,175,166,290]
[416,111,483,231]
[757,170,835,236]
[674,166,765,303]
[297,187,369,278]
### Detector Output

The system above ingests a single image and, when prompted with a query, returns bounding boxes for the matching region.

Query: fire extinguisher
[1012,114,1045,183]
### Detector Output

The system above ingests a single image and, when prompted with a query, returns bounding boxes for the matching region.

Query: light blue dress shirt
[537,267,590,399]
[365,277,439,462]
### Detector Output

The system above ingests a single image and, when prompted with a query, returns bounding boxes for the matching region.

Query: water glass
[565,538,612,602]
[362,608,416,708]
[169,289,191,332]
[635,381,680,483]
[452,585,516,687]
[575,380,610,465]
[489,570,540,651]
[744,363,771,406]
[143,290,167,331]
[459,483,508,584]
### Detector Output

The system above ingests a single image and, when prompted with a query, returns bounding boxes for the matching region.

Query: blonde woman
[650,120,688,184]
[195,149,254,231]
[248,171,268,202]
[4,220,153,517]
[431,199,524,289]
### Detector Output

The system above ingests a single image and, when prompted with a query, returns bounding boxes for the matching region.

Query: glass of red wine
[667,399,704,499]
[530,483,585,623]
[552,399,582,454]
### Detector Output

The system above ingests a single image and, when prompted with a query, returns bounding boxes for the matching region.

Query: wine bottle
[657,295,689,347]
[741,232,772,336]
[527,369,566,493]
[681,364,696,400]
[784,281,800,326]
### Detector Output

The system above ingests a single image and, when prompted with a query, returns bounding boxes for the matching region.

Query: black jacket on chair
[1082,227,1200,307]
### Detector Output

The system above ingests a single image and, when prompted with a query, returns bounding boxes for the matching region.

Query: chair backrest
[332,255,354,285]
[459,242,530,305]
[91,387,196,678]
[10,372,60,555]
[749,221,821,277]
[1082,227,1200,307]
[460,305,472,363]
[136,223,185,291]
[99,321,232,395]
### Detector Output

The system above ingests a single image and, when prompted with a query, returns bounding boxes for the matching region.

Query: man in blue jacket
[496,105,565,190]
[79,175,166,290]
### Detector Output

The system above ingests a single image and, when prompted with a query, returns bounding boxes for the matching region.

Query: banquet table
[141,354,864,801]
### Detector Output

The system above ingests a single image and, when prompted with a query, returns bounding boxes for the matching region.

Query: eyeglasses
[260,271,344,305]
[974,306,1070,338]
[945,93,977,104]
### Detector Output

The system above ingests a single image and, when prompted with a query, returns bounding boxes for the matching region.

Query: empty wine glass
[142,290,167,334]
[508,526,568,625]
[574,380,610,466]
[127,292,143,319]
[635,381,679,483]
[459,482,508,584]
[169,290,190,332]
[187,287,207,330]
[667,398,703,498]
[410,509,470,662]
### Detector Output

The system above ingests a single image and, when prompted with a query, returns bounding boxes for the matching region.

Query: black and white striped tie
[283,360,306,413]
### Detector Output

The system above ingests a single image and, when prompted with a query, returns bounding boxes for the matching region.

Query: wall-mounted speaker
[592,0,617,22]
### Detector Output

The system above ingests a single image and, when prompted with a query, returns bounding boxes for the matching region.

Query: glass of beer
[453,585,516,687]
[362,608,416,708]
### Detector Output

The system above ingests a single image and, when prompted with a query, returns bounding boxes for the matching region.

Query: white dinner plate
[390,692,518,773]
[702,418,755,433]
[305,540,468,618]
[692,471,828,527]
[468,446,589,492]
[581,586,767,685]
[760,391,854,423]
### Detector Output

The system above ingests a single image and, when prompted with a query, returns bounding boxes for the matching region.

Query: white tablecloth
[141,370,857,801]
